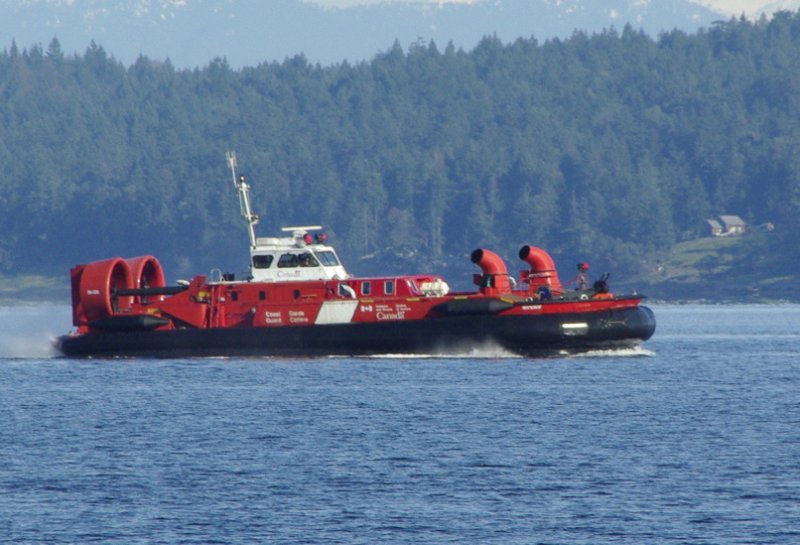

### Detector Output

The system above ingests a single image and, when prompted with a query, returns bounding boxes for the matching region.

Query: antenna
[226,151,259,249]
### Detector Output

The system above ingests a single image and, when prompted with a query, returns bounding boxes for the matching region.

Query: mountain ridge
[2,0,724,67]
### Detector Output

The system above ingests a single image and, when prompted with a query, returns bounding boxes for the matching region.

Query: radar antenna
[226,151,259,249]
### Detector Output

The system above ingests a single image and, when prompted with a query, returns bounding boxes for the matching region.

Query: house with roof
[706,219,723,236]
[707,215,746,237]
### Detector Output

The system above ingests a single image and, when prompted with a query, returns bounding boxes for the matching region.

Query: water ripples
[1,304,799,543]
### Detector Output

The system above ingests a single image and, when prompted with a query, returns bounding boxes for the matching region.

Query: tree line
[1,12,799,286]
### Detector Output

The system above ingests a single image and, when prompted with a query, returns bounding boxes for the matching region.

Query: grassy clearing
[634,231,799,301]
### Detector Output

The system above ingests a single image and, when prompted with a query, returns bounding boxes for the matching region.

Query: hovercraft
[57,153,655,358]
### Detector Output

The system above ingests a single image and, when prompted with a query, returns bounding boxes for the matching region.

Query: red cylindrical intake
[74,257,134,325]
[126,255,167,304]
[518,245,563,293]
[471,248,512,294]
[126,255,166,289]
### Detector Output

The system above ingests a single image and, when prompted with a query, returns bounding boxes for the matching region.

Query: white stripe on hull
[315,300,359,324]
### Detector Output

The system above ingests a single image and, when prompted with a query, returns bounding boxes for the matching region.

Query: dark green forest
[2,12,800,292]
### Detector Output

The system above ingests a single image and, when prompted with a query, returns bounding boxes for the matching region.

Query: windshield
[298,252,319,268]
[315,250,340,267]
[277,252,319,268]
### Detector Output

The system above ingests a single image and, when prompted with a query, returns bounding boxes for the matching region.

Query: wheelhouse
[248,226,349,282]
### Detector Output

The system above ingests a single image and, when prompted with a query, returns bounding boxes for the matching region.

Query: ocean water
[1,304,799,544]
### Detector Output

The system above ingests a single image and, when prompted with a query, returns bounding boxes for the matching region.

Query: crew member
[576,262,589,291]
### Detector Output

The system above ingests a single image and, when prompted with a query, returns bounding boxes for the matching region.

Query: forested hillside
[1,12,800,291]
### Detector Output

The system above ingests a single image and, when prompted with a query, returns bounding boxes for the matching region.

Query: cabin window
[259,291,266,301]
[384,280,395,295]
[278,253,300,268]
[361,281,371,296]
[298,252,319,268]
[230,291,239,301]
[316,250,340,266]
[253,255,273,269]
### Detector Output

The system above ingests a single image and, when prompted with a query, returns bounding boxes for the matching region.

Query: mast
[226,151,259,249]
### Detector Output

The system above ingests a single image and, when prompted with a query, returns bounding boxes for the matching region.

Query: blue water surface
[1,304,799,544]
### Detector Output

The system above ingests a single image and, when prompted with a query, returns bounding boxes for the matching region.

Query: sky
[700,0,781,14]
[309,0,784,17]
